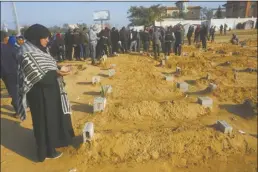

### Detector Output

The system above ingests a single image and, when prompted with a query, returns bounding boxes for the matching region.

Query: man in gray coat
[89,25,99,65]
[152,27,161,59]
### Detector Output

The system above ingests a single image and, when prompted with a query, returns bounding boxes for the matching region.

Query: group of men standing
[49,23,214,63]
[40,23,226,65]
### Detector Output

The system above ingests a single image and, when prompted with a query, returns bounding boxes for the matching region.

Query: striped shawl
[17,41,71,121]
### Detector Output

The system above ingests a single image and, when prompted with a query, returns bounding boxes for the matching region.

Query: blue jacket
[1,43,18,77]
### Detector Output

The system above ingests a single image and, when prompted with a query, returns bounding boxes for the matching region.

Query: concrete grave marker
[198,97,213,107]
[103,54,108,61]
[110,64,116,68]
[161,60,166,66]
[177,82,188,92]
[83,122,94,142]
[234,71,238,80]
[92,76,101,84]
[165,75,174,81]
[102,85,112,94]
[93,97,107,112]
[108,69,116,77]
[216,120,233,134]
[208,83,217,91]
[165,56,169,60]
[206,73,211,80]
[182,52,189,56]
[176,67,181,75]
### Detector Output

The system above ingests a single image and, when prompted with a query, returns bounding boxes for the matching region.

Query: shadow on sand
[219,104,255,119]
[187,88,211,96]
[71,101,93,114]
[98,73,109,78]
[76,82,92,85]
[83,91,100,96]
[1,118,38,162]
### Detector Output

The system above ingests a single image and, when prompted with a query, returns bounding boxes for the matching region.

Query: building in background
[223,1,257,18]
[166,1,201,20]
[212,7,226,19]
[175,0,189,13]
[166,6,201,20]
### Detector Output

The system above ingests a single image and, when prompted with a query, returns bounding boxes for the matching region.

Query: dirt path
[1,30,257,172]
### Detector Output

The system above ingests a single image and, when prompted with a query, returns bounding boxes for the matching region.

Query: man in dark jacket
[80,27,89,60]
[164,27,174,56]
[200,24,208,50]
[73,28,81,61]
[137,30,142,52]
[98,27,110,56]
[220,24,223,35]
[160,27,165,53]
[111,27,120,54]
[194,25,201,44]
[174,26,182,56]
[142,28,150,53]
[187,25,194,45]
[119,27,129,53]
[51,33,65,62]
[64,29,74,61]
[224,23,228,35]
[210,26,216,43]
[1,31,19,118]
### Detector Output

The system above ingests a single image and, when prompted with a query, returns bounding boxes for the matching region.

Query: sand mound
[112,100,210,121]
[75,125,257,167]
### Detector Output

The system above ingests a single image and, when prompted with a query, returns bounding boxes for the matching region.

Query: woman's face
[17,39,24,45]
[40,37,49,47]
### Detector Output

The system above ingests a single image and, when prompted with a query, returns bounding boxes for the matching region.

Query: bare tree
[201,7,213,20]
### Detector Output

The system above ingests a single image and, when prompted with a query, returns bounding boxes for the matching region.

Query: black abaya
[27,70,74,162]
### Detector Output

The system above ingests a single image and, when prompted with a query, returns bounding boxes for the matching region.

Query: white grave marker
[92,76,101,84]
[165,75,174,81]
[177,82,188,92]
[216,120,233,134]
[102,85,112,94]
[161,60,166,66]
[83,122,94,142]
[93,97,107,112]
[110,64,116,68]
[198,97,213,107]
[108,69,116,77]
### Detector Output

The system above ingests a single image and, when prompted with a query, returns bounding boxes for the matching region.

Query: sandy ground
[1,29,257,172]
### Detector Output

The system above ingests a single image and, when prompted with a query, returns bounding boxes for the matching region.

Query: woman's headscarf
[8,35,16,47]
[24,24,51,53]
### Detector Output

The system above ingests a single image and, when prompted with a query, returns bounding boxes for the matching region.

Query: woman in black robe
[17,24,74,162]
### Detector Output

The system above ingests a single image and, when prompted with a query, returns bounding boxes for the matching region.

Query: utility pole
[12,2,21,35]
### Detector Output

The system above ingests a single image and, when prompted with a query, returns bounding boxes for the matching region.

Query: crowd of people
[44,23,224,64]
[1,22,239,163]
